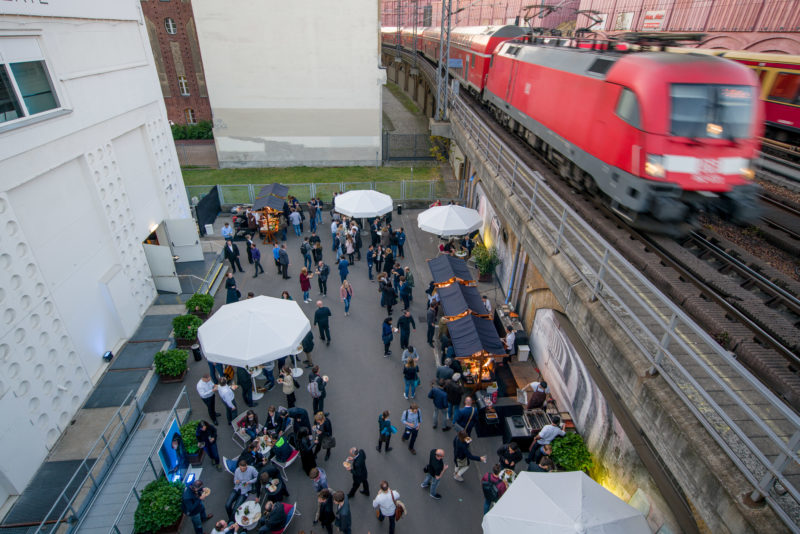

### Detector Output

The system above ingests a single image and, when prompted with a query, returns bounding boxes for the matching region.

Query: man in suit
[278,244,290,279]
[346,447,369,498]
[333,491,352,534]
[223,239,244,273]
[313,301,332,346]
[245,234,255,264]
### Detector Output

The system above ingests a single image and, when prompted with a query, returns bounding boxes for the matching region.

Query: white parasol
[334,190,393,218]
[417,205,482,237]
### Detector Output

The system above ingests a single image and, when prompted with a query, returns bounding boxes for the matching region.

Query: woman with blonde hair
[340,279,354,316]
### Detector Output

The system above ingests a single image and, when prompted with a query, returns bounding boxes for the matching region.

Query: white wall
[192,0,386,167]
[0,2,190,505]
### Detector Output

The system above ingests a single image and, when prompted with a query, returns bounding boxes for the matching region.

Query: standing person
[298,427,317,475]
[403,266,414,300]
[225,272,240,304]
[345,236,355,265]
[313,411,335,461]
[315,198,324,224]
[401,345,419,365]
[382,249,395,276]
[330,220,338,252]
[528,415,566,459]
[366,245,375,281]
[182,480,212,534]
[481,464,507,514]
[402,358,419,400]
[278,366,297,408]
[223,239,244,273]
[333,491,352,534]
[315,260,330,296]
[454,397,478,436]
[251,242,264,277]
[382,281,397,316]
[340,280,353,316]
[377,410,394,452]
[307,201,318,233]
[428,380,449,430]
[372,481,400,534]
[381,317,395,356]
[263,360,276,391]
[314,300,332,346]
[312,241,324,264]
[299,267,314,303]
[400,402,421,454]
[389,230,399,257]
[426,302,438,347]
[345,447,369,498]
[308,365,327,415]
[217,377,238,425]
[272,243,282,274]
[195,420,221,471]
[235,365,257,408]
[396,228,406,258]
[481,295,492,314]
[374,245,384,274]
[196,374,219,425]
[453,430,486,481]
[289,208,302,236]
[300,330,315,368]
[245,233,255,264]
[301,237,313,270]
[278,244,290,279]
[397,310,416,350]
[352,223,362,261]
[420,449,448,500]
[318,489,336,534]
[221,221,234,241]
[444,378,463,431]
[337,255,349,282]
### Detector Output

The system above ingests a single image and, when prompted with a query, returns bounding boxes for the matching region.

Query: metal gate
[383,133,435,161]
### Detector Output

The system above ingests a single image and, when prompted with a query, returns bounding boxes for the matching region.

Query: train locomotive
[383,26,764,227]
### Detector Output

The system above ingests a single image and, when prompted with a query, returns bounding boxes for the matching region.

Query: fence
[383,133,435,161]
[186,180,447,206]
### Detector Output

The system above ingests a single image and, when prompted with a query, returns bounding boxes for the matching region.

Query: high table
[248,366,264,401]
[235,499,261,531]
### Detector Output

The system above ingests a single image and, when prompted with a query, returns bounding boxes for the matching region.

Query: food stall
[253,183,289,244]
[436,283,489,320]
[427,254,476,288]
[446,314,506,390]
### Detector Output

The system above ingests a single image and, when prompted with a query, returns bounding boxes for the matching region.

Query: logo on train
[696,158,723,184]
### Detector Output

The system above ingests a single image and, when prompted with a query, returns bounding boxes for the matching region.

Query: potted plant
[550,432,593,473]
[473,243,501,282]
[133,477,184,534]
[154,349,189,383]
[180,420,204,466]
[172,314,203,348]
[185,293,214,320]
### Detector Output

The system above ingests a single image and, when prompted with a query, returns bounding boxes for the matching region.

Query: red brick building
[141,0,211,125]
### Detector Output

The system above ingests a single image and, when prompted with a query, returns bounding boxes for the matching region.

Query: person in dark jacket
[287,406,311,433]
[315,260,330,296]
[258,501,286,533]
[453,430,486,481]
[317,489,336,534]
[300,330,315,367]
[182,480,212,534]
[497,442,523,472]
[251,242,264,278]
[298,427,317,475]
[396,310,416,350]
[195,420,221,470]
[345,447,370,498]
[443,378,463,430]
[224,272,240,304]
[314,300,332,345]
[454,397,479,436]
[313,412,334,461]
[381,318,395,356]
[377,410,393,453]
[333,491,352,534]
[381,279,397,315]
[428,381,449,430]
[426,303,438,347]
[223,239,244,273]
[278,244,290,279]
[235,366,257,408]
[309,366,327,414]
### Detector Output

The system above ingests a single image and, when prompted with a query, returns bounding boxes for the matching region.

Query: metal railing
[32,391,141,534]
[106,387,192,534]
[449,92,800,531]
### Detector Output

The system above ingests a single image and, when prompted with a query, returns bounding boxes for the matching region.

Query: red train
[383,26,765,226]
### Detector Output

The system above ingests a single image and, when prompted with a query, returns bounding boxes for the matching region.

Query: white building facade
[192,0,386,167]
[0,0,190,506]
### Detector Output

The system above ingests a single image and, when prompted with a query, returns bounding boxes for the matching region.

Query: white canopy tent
[197,296,311,368]
[334,189,393,218]
[482,472,650,534]
[417,205,482,237]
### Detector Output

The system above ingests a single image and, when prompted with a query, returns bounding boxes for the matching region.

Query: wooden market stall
[253,183,289,244]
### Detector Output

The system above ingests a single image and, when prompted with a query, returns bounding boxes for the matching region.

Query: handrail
[448,91,800,531]
[106,387,191,534]
[33,391,139,534]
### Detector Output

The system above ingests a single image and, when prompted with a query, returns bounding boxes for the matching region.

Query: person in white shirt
[217,377,238,425]
[528,415,566,462]
[482,295,492,314]
[196,374,219,425]
[372,481,400,533]
[504,326,516,356]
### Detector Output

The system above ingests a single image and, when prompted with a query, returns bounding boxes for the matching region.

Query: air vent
[588,58,614,75]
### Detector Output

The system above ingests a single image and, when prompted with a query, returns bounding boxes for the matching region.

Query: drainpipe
[505,241,521,305]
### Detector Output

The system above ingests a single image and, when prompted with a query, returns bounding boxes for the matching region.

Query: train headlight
[740,161,755,180]
[645,154,665,178]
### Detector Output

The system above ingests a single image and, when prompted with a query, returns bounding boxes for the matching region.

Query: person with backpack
[377,410,394,453]
[300,237,313,270]
[400,402,421,455]
[308,365,328,415]
[481,464,507,514]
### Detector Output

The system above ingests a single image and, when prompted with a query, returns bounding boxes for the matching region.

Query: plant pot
[191,311,209,322]
[478,272,492,283]
[154,514,184,534]
[159,369,188,384]
[174,337,196,349]
[186,449,205,467]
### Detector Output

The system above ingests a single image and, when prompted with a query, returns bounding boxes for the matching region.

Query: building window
[0,60,59,124]
[178,75,189,96]
[185,108,196,124]
[165,18,177,35]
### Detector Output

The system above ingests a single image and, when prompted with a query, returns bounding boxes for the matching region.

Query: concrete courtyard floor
[145,208,506,534]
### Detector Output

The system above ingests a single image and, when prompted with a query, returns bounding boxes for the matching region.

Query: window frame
[615,87,641,129]
[178,75,190,96]
[766,71,800,106]
[164,18,177,35]
[184,108,196,124]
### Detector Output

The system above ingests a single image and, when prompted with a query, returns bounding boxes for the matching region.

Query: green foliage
[172,314,203,340]
[472,243,501,276]
[185,293,214,315]
[429,136,450,163]
[180,420,201,455]
[133,477,184,533]
[171,120,214,140]
[154,349,188,377]
[551,433,593,473]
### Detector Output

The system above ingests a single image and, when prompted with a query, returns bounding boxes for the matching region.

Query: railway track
[759,194,800,255]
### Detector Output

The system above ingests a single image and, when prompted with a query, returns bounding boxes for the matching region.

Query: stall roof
[438,283,487,318]
[254,183,289,211]
[447,315,506,358]
[427,255,474,285]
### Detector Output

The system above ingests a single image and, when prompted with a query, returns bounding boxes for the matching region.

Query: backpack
[482,479,499,502]
[300,242,309,255]
[307,378,322,398]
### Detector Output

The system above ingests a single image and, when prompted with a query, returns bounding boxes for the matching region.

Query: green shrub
[473,244,501,276]
[173,314,203,340]
[185,293,214,315]
[180,420,201,455]
[171,120,214,140]
[551,432,593,473]
[154,349,188,377]
[133,477,184,533]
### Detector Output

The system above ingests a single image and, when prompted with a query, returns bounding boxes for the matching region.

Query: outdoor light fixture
[103,351,114,362]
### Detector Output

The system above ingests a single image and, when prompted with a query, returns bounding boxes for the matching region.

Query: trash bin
[517,344,530,362]
[204,224,214,235]
[191,344,203,362]
[397,204,403,215]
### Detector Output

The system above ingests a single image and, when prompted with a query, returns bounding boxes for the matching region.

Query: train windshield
[669,84,755,139]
